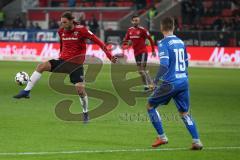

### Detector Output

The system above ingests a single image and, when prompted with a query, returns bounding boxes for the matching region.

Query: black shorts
[134,53,148,67]
[49,59,84,84]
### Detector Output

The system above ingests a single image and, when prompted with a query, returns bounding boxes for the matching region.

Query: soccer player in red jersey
[123,14,156,92]
[13,12,117,122]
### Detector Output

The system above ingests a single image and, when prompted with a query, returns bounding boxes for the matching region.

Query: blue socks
[148,108,164,136]
[181,114,199,140]
[148,108,200,142]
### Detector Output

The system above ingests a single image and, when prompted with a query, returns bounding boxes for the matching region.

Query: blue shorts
[148,80,190,112]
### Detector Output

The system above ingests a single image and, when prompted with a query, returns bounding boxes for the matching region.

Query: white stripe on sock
[24,71,42,91]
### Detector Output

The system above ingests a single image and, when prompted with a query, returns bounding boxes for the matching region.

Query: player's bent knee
[179,112,188,117]
[75,83,86,96]
[146,103,154,110]
[36,62,50,73]
[138,70,144,75]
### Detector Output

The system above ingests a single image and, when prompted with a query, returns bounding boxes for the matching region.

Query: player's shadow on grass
[49,56,118,121]
[111,63,158,106]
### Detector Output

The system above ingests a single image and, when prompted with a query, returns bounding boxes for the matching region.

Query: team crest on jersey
[62,33,65,36]
[136,31,140,35]
[73,31,78,36]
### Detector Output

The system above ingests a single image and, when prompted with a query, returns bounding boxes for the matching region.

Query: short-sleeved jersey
[58,25,112,64]
[157,35,188,82]
[124,26,155,56]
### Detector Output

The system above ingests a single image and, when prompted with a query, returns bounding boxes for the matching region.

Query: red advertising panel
[0,42,240,68]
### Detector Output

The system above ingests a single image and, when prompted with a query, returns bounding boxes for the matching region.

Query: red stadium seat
[222,9,233,17]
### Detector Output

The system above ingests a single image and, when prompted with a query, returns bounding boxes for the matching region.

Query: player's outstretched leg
[147,104,168,147]
[180,112,203,150]
[13,62,51,99]
[75,83,89,123]
[143,70,154,91]
[138,68,154,92]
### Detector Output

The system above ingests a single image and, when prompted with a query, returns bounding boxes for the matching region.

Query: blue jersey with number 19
[157,35,188,82]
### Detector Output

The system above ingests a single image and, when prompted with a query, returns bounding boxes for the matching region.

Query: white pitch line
[0,146,240,156]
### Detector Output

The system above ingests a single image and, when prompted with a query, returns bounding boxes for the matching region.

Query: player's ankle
[158,134,168,141]
[192,139,201,144]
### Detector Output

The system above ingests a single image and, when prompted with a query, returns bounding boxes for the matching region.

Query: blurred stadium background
[0,0,240,66]
[0,1,240,160]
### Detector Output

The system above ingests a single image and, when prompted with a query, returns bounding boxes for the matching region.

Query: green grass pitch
[0,61,240,160]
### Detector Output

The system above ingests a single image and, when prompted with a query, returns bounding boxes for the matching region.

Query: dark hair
[132,14,139,20]
[161,17,174,31]
[61,11,74,20]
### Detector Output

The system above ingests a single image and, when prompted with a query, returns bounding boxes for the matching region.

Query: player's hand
[152,51,157,57]
[111,56,118,63]
[122,40,130,50]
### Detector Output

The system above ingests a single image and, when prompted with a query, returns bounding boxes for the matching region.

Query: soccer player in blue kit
[147,17,203,150]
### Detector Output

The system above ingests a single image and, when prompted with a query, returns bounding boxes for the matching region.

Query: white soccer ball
[15,71,29,86]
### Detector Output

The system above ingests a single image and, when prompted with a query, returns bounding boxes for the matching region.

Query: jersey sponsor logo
[168,39,184,46]
[129,36,140,39]
[62,37,78,41]
[73,31,78,36]
[75,25,84,28]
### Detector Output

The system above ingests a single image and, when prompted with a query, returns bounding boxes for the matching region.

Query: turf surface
[0,61,240,160]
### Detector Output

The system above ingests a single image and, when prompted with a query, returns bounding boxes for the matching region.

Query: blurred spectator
[147,5,158,30]
[212,18,223,30]
[51,0,60,7]
[28,21,35,30]
[181,0,240,31]
[0,9,5,28]
[181,0,192,24]
[88,15,99,34]
[193,0,204,24]
[233,15,240,31]
[78,12,87,26]
[13,15,25,29]
[68,0,76,7]
[135,0,147,10]
[35,23,42,30]
[174,17,180,31]
[104,0,116,7]
[49,19,59,29]
[217,34,228,47]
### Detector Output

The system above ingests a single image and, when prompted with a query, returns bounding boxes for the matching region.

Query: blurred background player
[13,11,117,123]
[146,17,203,150]
[123,15,156,92]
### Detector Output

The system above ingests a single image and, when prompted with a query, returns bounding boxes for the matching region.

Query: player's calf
[147,104,168,147]
[180,112,203,150]
[75,83,89,123]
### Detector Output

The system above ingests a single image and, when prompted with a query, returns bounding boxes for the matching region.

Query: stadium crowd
[181,0,240,31]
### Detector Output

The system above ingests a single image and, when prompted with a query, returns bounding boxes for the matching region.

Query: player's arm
[144,29,156,56]
[122,29,131,49]
[184,47,189,76]
[154,42,169,85]
[82,27,116,63]
[184,47,189,68]
[58,31,63,53]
